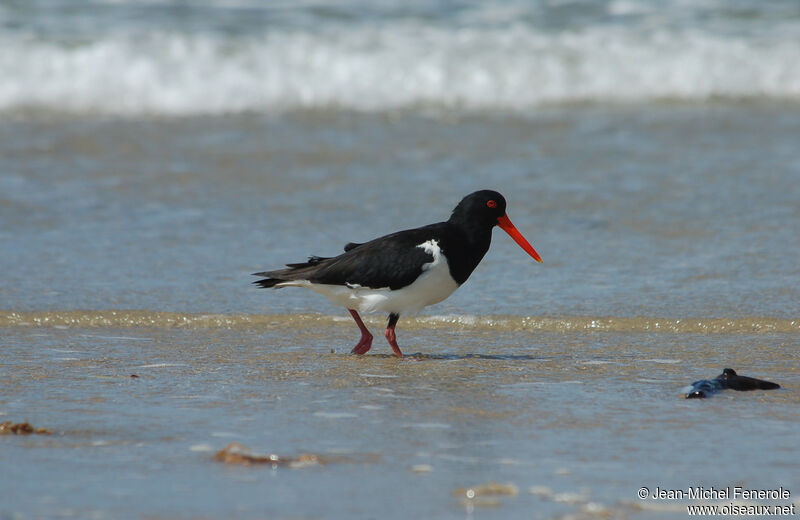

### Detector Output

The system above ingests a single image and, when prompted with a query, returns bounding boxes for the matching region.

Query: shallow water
[2,105,799,318]
[2,316,798,519]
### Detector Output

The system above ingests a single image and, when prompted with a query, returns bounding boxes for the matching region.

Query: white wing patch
[418,239,441,271]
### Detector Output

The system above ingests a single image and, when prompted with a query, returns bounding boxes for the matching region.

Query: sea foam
[1,25,798,115]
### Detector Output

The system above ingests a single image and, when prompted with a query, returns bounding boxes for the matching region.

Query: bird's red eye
[487,200,497,208]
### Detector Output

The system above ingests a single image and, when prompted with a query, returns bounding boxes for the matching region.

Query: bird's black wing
[309,223,447,290]
[253,223,449,290]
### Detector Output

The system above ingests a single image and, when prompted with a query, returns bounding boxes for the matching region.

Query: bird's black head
[449,190,542,263]
[450,190,508,227]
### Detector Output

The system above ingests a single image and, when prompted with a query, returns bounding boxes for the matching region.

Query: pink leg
[384,313,403,358]
[348,309,373,355]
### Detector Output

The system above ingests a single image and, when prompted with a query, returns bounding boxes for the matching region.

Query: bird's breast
[367,241,459,314]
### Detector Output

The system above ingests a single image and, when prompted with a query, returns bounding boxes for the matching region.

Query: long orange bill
[496,214,543,263]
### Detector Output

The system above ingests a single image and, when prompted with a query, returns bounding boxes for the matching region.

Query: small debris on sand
[553,491,590,504]
[0,421,52,435]
[529,485,554,497]
[288,453,323,469]
[213,442,322,468]
[454,482,519,498]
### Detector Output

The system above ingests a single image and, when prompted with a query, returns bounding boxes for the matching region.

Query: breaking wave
[1,25,799,116]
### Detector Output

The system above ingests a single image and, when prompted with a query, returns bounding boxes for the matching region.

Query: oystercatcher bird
[253,190,542,357]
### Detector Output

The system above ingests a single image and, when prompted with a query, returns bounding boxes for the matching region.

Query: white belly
[277,239,460,315]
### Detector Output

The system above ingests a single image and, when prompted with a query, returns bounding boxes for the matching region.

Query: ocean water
[1,0,800,114]
[1,1,799,519]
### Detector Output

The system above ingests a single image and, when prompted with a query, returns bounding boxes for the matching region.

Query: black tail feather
[252,256,332,289]
[285,256,330,269]
[252,277,282,288]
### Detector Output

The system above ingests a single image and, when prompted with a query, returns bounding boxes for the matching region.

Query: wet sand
[2,314,798,519]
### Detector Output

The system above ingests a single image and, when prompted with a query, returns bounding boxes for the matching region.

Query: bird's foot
[348,309,373,355]
[351,333,373,355]
[384,327,403,358]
